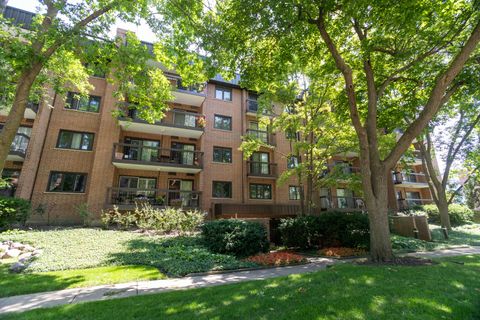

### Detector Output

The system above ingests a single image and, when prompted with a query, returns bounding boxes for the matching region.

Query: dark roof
[3,6,35,29]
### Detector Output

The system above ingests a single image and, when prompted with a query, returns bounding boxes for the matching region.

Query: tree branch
[383,20,480,170]
[447,165,480,204]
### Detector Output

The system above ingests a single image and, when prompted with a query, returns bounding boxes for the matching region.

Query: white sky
[7,0,157,42]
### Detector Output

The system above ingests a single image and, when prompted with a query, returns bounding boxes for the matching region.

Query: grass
[2,255,479,320]
[0,228,256,298]
[0,228,255,276]
[392,223,480,252]
[0,264,164,298]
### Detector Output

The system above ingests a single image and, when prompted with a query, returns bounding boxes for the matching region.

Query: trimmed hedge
[0,196,31,230]
[201,219,269,257]
[422,204,474,226]
[279,212,370,249]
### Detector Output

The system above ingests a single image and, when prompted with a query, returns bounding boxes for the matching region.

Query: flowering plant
[246,251,306,266]
[318,247,368,258]
[197,116,206,128]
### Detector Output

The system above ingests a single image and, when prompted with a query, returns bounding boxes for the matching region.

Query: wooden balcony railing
[112,143,203,168]
[107,187,201,208]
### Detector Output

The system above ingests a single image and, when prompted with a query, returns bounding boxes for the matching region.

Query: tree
[157,0,480,261]
[419,96,480,230]
[240,75,358,215]
[0,0,172,174]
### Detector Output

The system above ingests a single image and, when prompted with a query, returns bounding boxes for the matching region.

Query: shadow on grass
[107,236,251,277]
[4,255,480,320]
[0,264,85,298]
[431,224,480,246]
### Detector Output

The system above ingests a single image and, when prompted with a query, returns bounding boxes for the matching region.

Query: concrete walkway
[1,246,479,314]
[0,257,335,314]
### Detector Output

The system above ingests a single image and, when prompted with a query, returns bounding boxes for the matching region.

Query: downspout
[241,89,245,204]
[30,93,56,200]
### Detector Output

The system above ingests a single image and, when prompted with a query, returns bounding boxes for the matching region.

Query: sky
[7,0,157,42]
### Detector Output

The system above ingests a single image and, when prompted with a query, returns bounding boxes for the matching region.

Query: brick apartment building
[0,6,433,225]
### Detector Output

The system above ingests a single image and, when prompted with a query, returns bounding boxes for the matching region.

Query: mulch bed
[357,256,438,266]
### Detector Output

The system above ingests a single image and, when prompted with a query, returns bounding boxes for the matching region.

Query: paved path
[1,246,479,315]
[0,258,335,314]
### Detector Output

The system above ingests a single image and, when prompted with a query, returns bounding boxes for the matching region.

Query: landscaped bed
[2,255,479,320]
[0,228,257,297]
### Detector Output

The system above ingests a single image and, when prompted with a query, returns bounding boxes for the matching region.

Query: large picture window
[213,147,232,163]
[212,181,232,198]
[214,115,232,131]
[65,92,101,113]
[47,171,87,193]
[57,130,94,151]
[249,183,272,200]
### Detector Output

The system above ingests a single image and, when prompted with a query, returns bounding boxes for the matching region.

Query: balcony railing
[247,161,278,177]
[126,109,205,130]
[246,99,273,115]
[392,172,427,184]
[398,198,433,210]
[320,196,365,210]
[246,129,276,146]
[112,143,203,168]
[321,164,361,177]
[10,133,29,157]
[107,187,201,208]
[176,80,206,95]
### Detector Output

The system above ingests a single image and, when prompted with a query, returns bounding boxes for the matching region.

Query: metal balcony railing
[125,109,205,130]
[246,99,273,115]
[319,196,365,210]
[10,133,29,157]
[107,187,201,208]
[397,198,433,210]
[246,129,276,146]
[112,143,203,168]
[392,172,427,184]
[247,161,278,177]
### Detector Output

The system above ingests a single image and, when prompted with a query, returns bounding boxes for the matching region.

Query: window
[47,171,87,193]
[250,152,270,175]
[213,147,232,163]
[215,86,232,101]
[65,92,101,112]
[212,181,232,198]
[289,186,301,200]
[214,115,232,130]
[286,129,300,140]
[57,130,94,151]
[287,155,299,169]
[249,183,272,199]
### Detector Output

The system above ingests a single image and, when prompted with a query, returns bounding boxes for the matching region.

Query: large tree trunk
[0,66,42,173]
[362,168,394,262]
[436,192,451,230]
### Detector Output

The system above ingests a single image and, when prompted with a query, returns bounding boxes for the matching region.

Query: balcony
[321,164,361,178]
[107,187,201,210]
[319,196,365,211]
[398,198,433,210]
[118,109,205,138]
[246,129,276,146]
[0,102,39,120]
[392,171,429,188]
[246,99,273,116]
[7,133,29,162]
[170,81,206,107]
[112,143,203,173]
[247,161,278,178]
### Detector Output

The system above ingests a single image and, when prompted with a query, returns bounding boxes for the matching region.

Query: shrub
[318,247,368,258]
[246,251,306,266]
[201,219,269,257]
[422,204,474,226]
[279,212,370,249]
[101,204,206,235]
[74,203,93,226]
[0,196,31,231]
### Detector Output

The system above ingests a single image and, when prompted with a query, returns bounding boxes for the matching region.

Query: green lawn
[0,228,255,298]
[0,264,164,298]
[2,255,479,320]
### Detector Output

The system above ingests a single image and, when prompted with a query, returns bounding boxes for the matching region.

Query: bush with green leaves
[201,219,269,257]
[101,204,205,235]
[0,196,31,230]
[422,204,474,226]
[279,212,370,249]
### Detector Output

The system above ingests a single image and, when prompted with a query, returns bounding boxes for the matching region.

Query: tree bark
[436,192,451,230]
[0,64,43,173]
